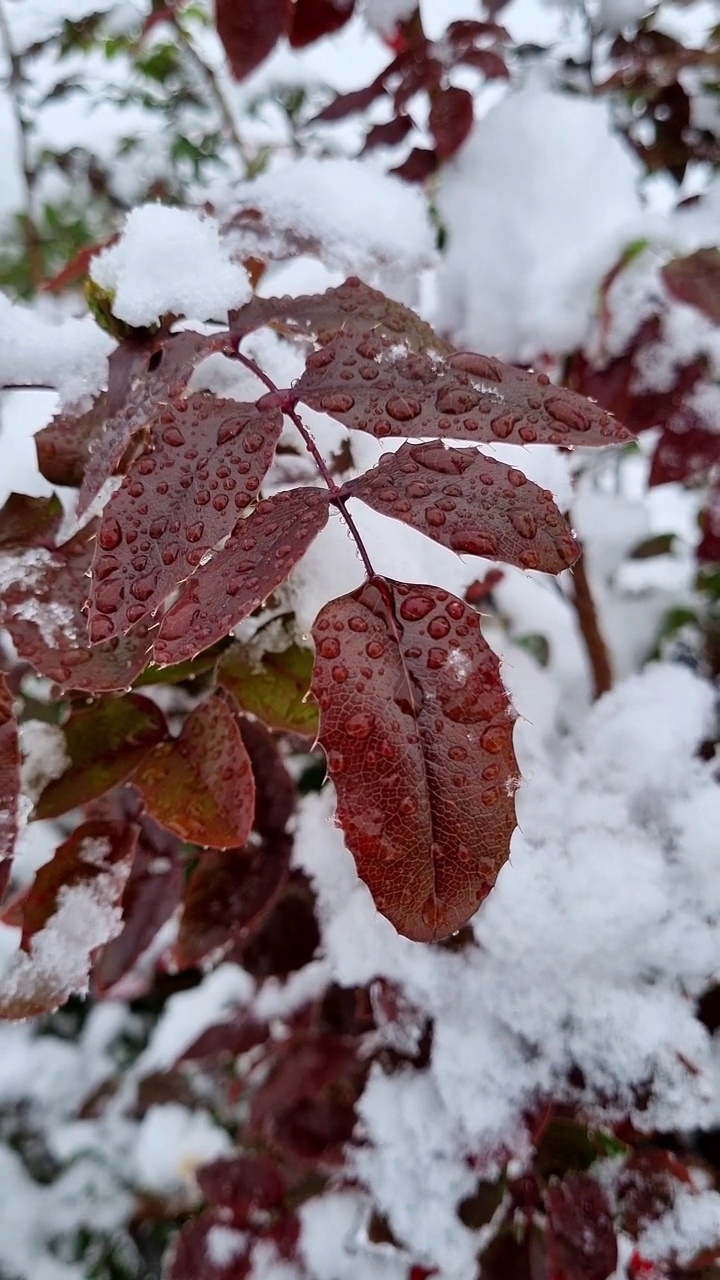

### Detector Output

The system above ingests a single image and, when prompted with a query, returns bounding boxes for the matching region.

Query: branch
[171,16,252,177]
[0,0,42,287]
[569,542,614,700]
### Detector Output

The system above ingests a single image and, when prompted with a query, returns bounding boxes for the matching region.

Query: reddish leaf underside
[0,677,20,902]
[429,85,474,159]
[545,1173,618,1280]
[215,0,288,79]
[345,441,579,573]
[175,838,292,969]
[34,694,168,819]
[132,694,255,848]
[154,486,330,666]
[237,716,295,839]
[311,578,519,942]
[88,394,283,643]
[197,1153,287,1218]
[296,329,631,447]
[662,248,720,324]
[0,525,154,692]
[165,1210,251,1280]
[289,0,356,46]
[0,819,138,1020]
[0,492,63,550]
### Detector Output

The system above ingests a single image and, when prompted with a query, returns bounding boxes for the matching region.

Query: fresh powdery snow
[0,293,113,405]
[90,204,252,326]
[437,85,645,361]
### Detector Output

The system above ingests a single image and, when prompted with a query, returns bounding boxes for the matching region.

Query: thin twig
[569,542,614,700]
[0,0,42,287]
[171,16,252,177]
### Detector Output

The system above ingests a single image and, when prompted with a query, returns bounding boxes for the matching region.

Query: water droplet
[407,482,431,499]
[196,489,211,506]
[510,511,537,540]
[436,386,480,415]
[481,726,505,754]
[427,647,447,670]
[508,468,527,488]
[448,745,468,762]
[482,786,501,807]
[321,392,355,413]
[319,637,340,659]
[99,519,122,551]
[327,749,345,774]
[89,615,114,643]
[162,544,179,565]
[127,603,146,624]
[243,432,264,454]
[380,740,396,761]
[428,616,451,640]
[213,494,229,512]
[386,395,421,422]
[425,507,446,528]
[446,600,464,620]
[331,664,349,683]
[421,895,440,932]
[128,481,144,499]
[345,711,374,739]
[545,395,588,432]
[186,521,204,543]
[348,615,368,633]
[450,531,499,557]
[400,595,434,622]
[399,796,418,818]
[366,640,385,659]
[162,426,184,447]
[482,763,500,781]
[520,550,540,569]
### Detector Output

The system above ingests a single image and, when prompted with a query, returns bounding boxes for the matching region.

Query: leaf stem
[569,541,613,699]
[234,347,377,579]
[0,1,43,288]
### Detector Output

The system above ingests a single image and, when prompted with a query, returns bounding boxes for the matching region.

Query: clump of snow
[133,1103,232,1195]
[639,1181,720,1266]
[19,719,70,811]
[90,204,251,326]
[0,293,113,405]
[207,1224,249,1267]
[362,0,417,37]
[436,87,644,361]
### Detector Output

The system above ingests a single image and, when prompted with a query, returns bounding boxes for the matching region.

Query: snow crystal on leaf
[90,205,251,326]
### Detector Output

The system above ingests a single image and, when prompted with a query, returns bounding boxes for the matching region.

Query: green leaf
[34,695,168,820]
[218,640,318,737]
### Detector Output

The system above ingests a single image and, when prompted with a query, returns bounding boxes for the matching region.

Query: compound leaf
[133,693,255,848]
[345,441,578,572]
[311,578,518,942]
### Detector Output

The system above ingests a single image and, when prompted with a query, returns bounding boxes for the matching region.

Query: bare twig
[171,16,252,177]
[0,0,42,287]
[569,542,614,700]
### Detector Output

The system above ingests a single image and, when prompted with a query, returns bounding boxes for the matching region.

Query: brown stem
[0,0,42,288]
[569,542,613,699]
[234,348,377,579]
[171,16,252,176]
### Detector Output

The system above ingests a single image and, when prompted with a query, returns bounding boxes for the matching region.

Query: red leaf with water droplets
[345,442,578,573]
[311,578,518,941]
[0,820,138,1020]
[133,693,255,848]
[94,818,184,995]
[230,276,450,353]
[165,1211,251,1280]
[34,694,169,819]
[79,330,225,515]
[0,493,63,550]
[289,0,355,46]
[295,328,631,447]
[545,1173,618,1280]
[36,392,110,488]
[176,838,292,969]
[155,486,330,666]
[0,677,20,902]
[0,524,154,692]
[88,394,282,643]
[662,249,720,323]
[429,86,474,159]
[215,0,288,79]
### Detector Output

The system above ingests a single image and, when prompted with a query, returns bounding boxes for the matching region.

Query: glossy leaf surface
[345,442,579,572]
[88,394,283,642]
[429,86,474,159]
[155,487,330,665]
[296,330,631,447]
[217,638,318,736]
[216,0,287,79]
[133,694,255,848]
[0,677,20,901]
[0,820,137,1020]
[35,695,168,819]
[311,578,518,941]
[0,525,154,692]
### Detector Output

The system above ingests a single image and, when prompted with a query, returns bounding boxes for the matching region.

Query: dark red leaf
[393,51,442,109]
[154,486,330,666]
[179,1009,268,1062]
[545,1172,618,1280]
[456,47,509,78]
[78,329,225,515]
[94,819,184,995]
[0,820,138,1019]
[429,86,474,159]
[240,873,320,977]
[237,716,295,839]
[40,235,118,295]
[231,276,451,352]
[175,838,292,968]
[295,327,631,447]
[215,0,288,79]
[617,1150,694,1238]
[197,1153,287,1216]
[133,693,255,848]
[313,78,385,122]
[311,578,519,941]
[165,1210,251,1280]
[0,493,64,550]
[0,523,154,692]
[88,394,282,643]
[36,392,110,488]
[217,639,318,736]
[289,0,355,47]
[650,417,719,487]
[662,249,720,324]
[249,1030,360,1135]
[391,146,439,182]
[34,694,169,819]
[698,483,720,563]
[0,677,20,897]
[345,441,578,572]
[446,19,510,42]
[362,113,414,152]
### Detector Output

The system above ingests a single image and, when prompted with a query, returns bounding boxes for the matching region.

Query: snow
[360,0,418,39]
[437,86,645,362]
[133,1103,232,1195]
[90,204,252,327]
[0,293,113,405]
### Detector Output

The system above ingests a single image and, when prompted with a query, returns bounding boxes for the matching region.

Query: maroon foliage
[662,249,720,323]
[0,492,63,549]
[215,0,288,80]
[165,1211,251,1280]
[311,578,518,941]
[545,1173,618,1280]
[88,394,282,642]
[344,441,578,572]
[154,486,330,665]
[236,716,295,840]
[133,693,255,847]
[289,0,355,47]
[429,86,474,160]
[0,677,20,901]
[197,1153,287,1218]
